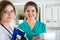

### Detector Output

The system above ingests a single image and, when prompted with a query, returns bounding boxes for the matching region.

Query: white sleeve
[0,25,11,40]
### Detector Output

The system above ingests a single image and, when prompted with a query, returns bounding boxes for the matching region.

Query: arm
[40,23,46,40]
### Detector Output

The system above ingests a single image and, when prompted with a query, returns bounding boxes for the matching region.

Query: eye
[32,10,34,12]
[3,11,7,13]
[27,10,30,12]
[11,10,14,13]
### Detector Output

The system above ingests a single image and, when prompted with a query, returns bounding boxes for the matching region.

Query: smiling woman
[18,1,46,40]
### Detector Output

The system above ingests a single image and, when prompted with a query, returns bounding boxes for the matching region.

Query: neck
[27,19,36,23]
[1,21,11,29]
[27,19,36,29]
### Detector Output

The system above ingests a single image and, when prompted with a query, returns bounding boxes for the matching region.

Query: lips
[28,15,33,17]
[28,16,32,17]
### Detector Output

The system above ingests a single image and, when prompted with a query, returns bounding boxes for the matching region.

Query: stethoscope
[0,23,12,36]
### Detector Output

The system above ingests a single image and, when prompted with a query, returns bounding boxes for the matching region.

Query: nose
[29,11,32,15]
[8,12,12,16]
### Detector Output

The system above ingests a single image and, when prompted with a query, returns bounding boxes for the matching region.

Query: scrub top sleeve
[42,24,46,33]
[40,24,46,39]
[18,24,22,29]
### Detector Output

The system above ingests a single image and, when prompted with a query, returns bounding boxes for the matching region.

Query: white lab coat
[0,24,13,40]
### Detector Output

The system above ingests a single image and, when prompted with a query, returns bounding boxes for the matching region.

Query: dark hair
[24,1,38,13]
[0,0,16,14]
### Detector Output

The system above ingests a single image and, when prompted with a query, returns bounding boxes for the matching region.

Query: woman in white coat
[0,0,16,40]
[0,0,27,40]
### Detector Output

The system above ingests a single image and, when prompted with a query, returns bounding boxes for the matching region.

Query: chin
[7,19,13,22]
[28,18,33,20]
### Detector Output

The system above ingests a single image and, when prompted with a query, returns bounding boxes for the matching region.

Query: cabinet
[43,4,60,27]
[58,7,60,26]
[44,6,52,27]
[52,6,58,27]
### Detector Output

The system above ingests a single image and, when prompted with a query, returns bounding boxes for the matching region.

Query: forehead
[27,6,35,8]
[4,5,13,11]
[26,6,36,9]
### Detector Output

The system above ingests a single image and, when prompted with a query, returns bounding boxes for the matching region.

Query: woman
[0,0,16,40]
[0,0,27,40]
[18,1,46,40]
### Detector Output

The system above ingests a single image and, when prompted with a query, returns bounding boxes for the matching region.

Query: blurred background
[0,0,60,40]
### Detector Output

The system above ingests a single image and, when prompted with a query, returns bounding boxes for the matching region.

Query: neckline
[25,20,37,30]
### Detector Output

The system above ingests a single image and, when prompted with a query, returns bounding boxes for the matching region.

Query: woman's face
[1,5,15,22]
[24,6,37,20]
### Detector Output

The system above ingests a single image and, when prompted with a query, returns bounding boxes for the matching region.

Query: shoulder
[18,21,26,26]
[37,20,46,26]
[18,21,26,29]
[0,25,8,40]
[0,24,4,32]
[37,21,46,33]
[36,21,46,30]
[0,24,11,40]
[0,24,8,34]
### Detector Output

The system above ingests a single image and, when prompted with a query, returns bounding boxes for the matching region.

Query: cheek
[10,13,15,18]
[12,13,15,17]
[24,13,28,17]
[1,15,8,20]
[33,13,37,17]
[2,14,8,18]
